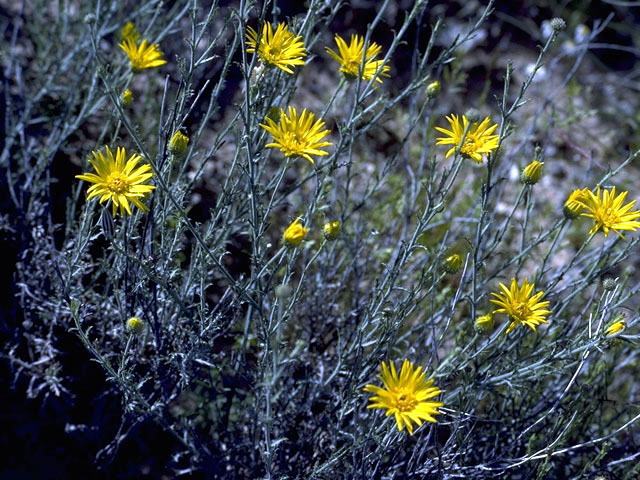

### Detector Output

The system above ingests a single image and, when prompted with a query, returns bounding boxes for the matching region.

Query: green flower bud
[443,254,462,274]
[425,81,441,98]
[322,221,340,241]
[464,108,481,124]
[275,284,292,299]
[550,18,566,32]
[602,277,617,291]
[121,89,134,106]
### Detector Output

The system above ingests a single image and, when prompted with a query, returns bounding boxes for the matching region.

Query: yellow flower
[490,278,551,334]
[606,318,625,336]
[75,146,155,216]
[578,187,640,239]
[121,22,140,43]
[168,131,189,157]
[283,217,308,247]
[363,360,443,435]
[125,316,145,334]
[326,34,390,84]
[435,114,499,163]
[521,160,543,185]
[246,22,306,74]
[260,106,332,164]
[322,221,340,241]
[564,188,588,219]
[119,38,167,71]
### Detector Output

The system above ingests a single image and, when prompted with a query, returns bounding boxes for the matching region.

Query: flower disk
[260,106,332,164]
[363,360,443,435]
[578,187,640,239]
[119,38,166,71]
[490,278,551,334]
[75,146,155,216]
[326,34,390,84]
[246,22,307,74]
[435,114,499,163]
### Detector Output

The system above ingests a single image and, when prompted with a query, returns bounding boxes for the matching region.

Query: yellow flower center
[265,46,284,62]
[284,132,303,149]
[344,59,360,75]
[603,208,616,221]
[107,173,129,194]
[395,392,417,412]
[460,138,478,156]
[512,302,531,321]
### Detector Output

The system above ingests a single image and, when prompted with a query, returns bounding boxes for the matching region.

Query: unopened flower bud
[465,108,481,124]
[283,217,308,247]
[521,160,543,185]
[121,89,133,106]
[474,313,494,334]
[274,284,292,299]
[550,18,566,32]
[126,316,144,334]
[443,254,462,274]
[602,277,617,291]
[534,145,542,158]
[323,221,340,241]
[425,80,441,98]
[605,317,625,336]
[84,13,96,25]
[169,131,189,157]
[563,188,587,219]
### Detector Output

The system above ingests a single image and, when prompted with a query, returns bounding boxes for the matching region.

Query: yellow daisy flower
[577,187,640,239]
[325,33,390,83]
[119,38,167,71]
[490,278,551,334]
[435,114,499,163]
[246,22,307,74]
[75,146,155,216]
[364,360,443,435]
[259,106,332,164]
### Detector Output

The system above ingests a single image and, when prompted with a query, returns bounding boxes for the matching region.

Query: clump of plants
[3,1,640,478]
